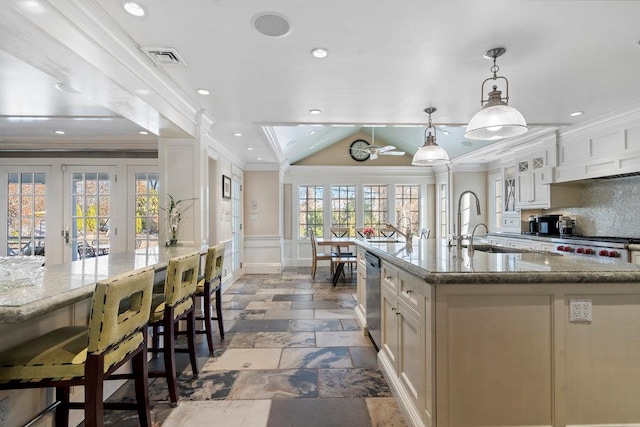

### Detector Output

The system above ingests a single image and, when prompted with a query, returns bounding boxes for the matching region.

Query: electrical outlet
[569,298,592,322]
[0,396,9,426]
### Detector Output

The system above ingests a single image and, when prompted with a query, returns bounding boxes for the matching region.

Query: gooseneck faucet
[469,223,488,253]
[455,190,481,246]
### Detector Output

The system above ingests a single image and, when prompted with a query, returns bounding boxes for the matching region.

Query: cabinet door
[381,286,399,367]
[398,301,423,411]
[632,251,640,265]
[516,159,532,206]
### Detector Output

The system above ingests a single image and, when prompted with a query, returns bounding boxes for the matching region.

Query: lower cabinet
[355,247,367,327]
[632,251,640,265]
[379,263,432,427]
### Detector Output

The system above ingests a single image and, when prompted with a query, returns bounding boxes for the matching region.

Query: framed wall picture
[222,175,231,199]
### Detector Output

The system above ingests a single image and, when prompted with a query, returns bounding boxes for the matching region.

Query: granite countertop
[356,239,640,285]
[0,244,206,323]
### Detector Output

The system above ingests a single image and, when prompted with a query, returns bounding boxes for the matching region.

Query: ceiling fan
[349,128,406,161]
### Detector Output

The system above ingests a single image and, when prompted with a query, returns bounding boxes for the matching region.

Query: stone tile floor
[99,267,407,426]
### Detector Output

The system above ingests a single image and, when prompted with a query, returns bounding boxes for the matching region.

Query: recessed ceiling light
[197,88,210,95]
[139,131,149,135]
[18,0,45,14]
[257,157,263,161]
[247,147,254,151]
[309,130,316,135]
[570,111,584,117]
[309,109,321,115]
[124,2,146,17]
[461,140,473,147]
[441,129,451,136]
[53,130,65,135]
[54,82,80,94]
[234,132,242,137]
[310,146,315,150]
[311,48,329,59]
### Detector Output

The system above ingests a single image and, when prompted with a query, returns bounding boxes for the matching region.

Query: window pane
[395,185,420,235]
[135,172,159,249]
[5,172,46,256]
[331,185,356,235]
[363,185,388,228]
[299,185,323,238]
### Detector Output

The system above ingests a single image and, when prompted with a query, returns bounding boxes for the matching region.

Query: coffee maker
[558,216,575,236]
[527,215,538,234]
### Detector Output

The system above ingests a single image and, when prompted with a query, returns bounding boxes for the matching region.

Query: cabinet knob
[391,307,396,312]
[386,276,393,280]
[406,290,412,294]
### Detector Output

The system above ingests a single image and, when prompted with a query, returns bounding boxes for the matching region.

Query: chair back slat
[330,227,350,238]
[88,266,155,354]
[164,252,200,307]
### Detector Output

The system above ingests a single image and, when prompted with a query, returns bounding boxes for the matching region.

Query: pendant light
[465,47,528,141]
[412,107,450,166]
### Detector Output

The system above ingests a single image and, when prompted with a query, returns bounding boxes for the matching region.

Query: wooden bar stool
[148,251,200,407]
[0,266,155,427]
[194,244,225,355]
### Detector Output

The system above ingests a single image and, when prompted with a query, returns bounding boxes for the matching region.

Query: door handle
[63,226,70,244]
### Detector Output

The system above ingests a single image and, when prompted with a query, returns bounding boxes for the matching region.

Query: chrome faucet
[469,223,488,253]
[385,217,413,242]
[454,190,481,246]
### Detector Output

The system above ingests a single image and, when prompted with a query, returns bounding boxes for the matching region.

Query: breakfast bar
[355,238,640,427]
[0,245,207,324]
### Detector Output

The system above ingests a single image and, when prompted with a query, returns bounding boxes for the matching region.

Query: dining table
[316,237,357,285]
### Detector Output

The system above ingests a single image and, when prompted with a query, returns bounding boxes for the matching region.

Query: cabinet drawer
[502,217,519,227]
[398,272,424,316]
[382,262,399,293]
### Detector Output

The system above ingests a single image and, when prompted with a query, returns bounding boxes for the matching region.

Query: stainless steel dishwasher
[365,251,381,351]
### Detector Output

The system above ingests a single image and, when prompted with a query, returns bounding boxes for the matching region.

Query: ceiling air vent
[141,47,187,66]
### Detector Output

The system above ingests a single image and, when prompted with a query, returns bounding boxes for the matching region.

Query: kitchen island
[355,239,640,427]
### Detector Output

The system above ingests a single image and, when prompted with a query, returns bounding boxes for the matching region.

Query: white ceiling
[1,0,640,166]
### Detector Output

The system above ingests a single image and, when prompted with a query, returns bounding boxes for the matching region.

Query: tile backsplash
[548,176,640,238]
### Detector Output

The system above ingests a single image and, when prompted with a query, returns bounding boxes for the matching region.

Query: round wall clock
[349,139,370,162]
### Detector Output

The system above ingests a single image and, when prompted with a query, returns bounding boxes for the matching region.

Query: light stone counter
[0,244,206,323]
[357,238,640,284]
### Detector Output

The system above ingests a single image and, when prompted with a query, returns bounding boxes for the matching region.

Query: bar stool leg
[215,286,224,340]
[55,386,70,427]
[84,354,105,427]
[186,308,199,378]
[203,284,215,355]
[133,344,151,427]
[163,312,180,407]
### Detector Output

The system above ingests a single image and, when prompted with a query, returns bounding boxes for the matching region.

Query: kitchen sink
[469,245,532,254]
[469,245,563,255]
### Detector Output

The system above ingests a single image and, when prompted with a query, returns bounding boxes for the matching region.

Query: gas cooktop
[558,235,640,244]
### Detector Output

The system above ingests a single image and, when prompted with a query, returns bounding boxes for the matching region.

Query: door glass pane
[232,179,241,271]
[72,172,110,260]
[5,172,46,256]
[135,173,159,249]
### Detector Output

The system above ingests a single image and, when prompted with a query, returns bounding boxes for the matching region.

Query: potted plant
[363,226,376,239]
[161,194,196,246]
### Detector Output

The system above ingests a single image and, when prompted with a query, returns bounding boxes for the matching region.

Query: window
[134,173,159,249]
[440,183,447,238]
[6,173,46,256]
[395,185,419,234]
[72,172,111,259]
[363,185,388,228]
[331,185,356,235]
[299,185,323,237]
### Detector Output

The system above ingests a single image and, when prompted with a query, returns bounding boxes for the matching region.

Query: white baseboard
[242,263,282,274]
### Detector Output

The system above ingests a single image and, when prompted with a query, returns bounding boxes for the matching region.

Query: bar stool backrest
[164,252,200,308]
[88,266,155,355]
[212,245,225,282]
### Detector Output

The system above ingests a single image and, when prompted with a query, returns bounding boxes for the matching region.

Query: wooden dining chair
[310,229,333,280]
[148,251,201,406]
[0,267,156,427]
[355,228,367,238]
[329,227,350,238]
[378,227,397,238]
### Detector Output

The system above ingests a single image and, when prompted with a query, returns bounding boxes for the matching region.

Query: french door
[63,167,116,263]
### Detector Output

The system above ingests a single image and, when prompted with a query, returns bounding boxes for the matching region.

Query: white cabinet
[507,238,538,250]
[516,153,552,208]
[488,236,507,247]
[379,263,428,426]
[501,165,521,233]
[355,247,367,327]
[632,251,640,265]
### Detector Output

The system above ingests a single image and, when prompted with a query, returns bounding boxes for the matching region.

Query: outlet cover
[569,298,592,322]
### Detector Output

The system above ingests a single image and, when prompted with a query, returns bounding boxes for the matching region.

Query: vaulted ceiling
[1,1,639,167]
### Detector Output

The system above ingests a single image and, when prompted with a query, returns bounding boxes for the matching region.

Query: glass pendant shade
[465,103,528,140]
[412,131,449,166]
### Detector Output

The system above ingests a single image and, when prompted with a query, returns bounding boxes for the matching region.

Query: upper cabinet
[515,152,553,208]
[555,108,640,182]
